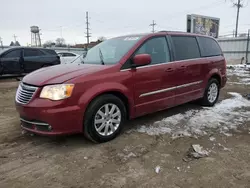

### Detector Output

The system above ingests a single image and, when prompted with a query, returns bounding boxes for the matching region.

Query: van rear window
[198,37,222,57]
[43,49,57,55]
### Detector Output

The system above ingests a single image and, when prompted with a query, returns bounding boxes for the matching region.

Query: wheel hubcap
[207,83,218,103]
[94,103,121,136]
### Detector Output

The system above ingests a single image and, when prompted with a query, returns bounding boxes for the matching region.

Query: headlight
[40,84,74,100]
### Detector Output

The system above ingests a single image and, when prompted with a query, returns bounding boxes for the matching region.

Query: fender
[202,68,221,89]
[78,82,135,118]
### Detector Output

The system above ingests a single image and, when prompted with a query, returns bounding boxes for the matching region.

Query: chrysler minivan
[15,31,227,143]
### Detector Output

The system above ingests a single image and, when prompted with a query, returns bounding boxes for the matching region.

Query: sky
[0,0,250,46]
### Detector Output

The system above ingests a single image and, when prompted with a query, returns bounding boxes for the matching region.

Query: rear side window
[24,49,44,57]
[58,53,77,57]
[65,53,77,57]
[4,49,22,58]
[171,36,200,61]
[198,37,222,57]
[44,49,57,55]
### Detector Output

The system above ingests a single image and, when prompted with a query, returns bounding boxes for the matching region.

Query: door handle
[165,68,174,72]
[177,65,186,70]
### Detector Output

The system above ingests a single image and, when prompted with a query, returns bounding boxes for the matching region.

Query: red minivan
[15,31,227,143]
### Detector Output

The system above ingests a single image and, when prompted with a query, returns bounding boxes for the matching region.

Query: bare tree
[43,40,55,47]
[98,36,107,42]
[55,38,66,47]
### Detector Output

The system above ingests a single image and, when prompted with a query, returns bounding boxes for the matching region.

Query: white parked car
[57,52,84,64]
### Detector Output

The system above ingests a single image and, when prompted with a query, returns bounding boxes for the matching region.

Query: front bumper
[16,100,83,136]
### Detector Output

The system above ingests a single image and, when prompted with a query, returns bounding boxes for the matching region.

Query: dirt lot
[0,69,250,188]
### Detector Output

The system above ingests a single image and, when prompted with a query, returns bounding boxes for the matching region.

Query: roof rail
[158,30,187,33]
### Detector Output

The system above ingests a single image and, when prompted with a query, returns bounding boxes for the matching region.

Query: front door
[0,49,22,74]
[132,36,176,117]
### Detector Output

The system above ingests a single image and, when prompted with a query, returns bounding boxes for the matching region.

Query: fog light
[48,125,52,131]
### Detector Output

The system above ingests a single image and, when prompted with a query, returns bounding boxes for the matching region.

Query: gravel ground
[0,69,250,188]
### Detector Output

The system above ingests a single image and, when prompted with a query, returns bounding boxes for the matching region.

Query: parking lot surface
[0,68,250,188]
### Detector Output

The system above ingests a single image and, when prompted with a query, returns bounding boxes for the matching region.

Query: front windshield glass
[83,36,142,65]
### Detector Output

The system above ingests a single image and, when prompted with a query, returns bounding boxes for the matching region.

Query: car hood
[22,64,110,86]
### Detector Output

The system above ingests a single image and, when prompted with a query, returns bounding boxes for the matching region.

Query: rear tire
[200,78,220,106]
[0,64,3,75]
[83,94,126,143]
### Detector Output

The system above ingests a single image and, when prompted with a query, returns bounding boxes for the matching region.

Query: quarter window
[198,37,222,57]
[45,49,57,55]
[135,37,170,65]
[171,36,200,61]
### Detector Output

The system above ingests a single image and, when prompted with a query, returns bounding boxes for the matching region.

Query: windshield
[83,36,142,65]
[0,47,12,55]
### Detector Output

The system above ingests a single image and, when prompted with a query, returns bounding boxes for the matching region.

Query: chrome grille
[16,83,38,104]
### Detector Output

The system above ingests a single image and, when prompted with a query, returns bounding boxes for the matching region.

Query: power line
[149,20,156,33]
[38,0,226,39]
[162,0,225,21]
[151,0,225,31]
[85,11,91,45]
[223,23,250,29]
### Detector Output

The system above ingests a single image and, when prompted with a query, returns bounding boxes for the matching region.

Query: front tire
[201,78,220,106]
[83,94,126,143]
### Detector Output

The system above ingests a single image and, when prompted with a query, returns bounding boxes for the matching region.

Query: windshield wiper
[99,48,105,65]
[69,51,87,64]
[70,54,83,64]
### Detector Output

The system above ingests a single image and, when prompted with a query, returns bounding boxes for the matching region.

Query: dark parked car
[15,31,227,143]
[0,47,60,76]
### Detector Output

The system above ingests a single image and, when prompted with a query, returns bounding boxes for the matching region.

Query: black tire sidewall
[84,94,126,143]
[203,78,220,106]
[0,64,3,75]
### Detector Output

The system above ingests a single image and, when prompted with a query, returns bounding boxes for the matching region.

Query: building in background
[187,14,220,38]
[72,40,102,49]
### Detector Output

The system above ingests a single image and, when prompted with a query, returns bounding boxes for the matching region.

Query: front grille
[36,125,51,132]
[21,121,33,129]
[16,83,38,104]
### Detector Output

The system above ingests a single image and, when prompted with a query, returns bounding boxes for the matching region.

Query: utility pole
[233,0,243,37]
[0,37,3,49]
[149,20,156,33]
[13,34,17,42]
[85,11,91,46]
[246,29,250,64]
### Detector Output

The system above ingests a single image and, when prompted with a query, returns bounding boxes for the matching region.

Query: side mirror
[132,54,151,67]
